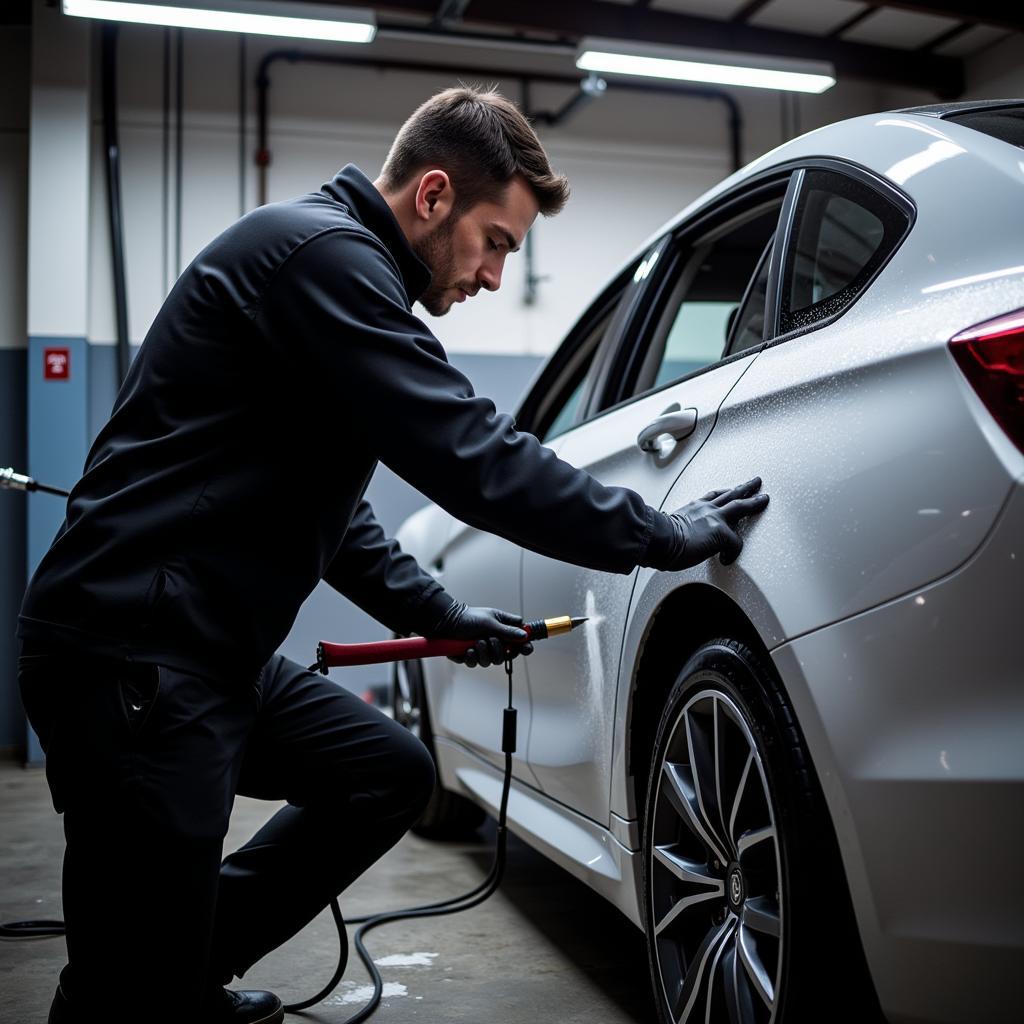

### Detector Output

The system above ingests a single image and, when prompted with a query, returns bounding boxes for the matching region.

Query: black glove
[659,477,770,570]
[430,602,535,668]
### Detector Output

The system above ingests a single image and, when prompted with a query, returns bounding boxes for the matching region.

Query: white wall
[0,26,30,352]
[963,32,1024,98]
[85,23,936,358]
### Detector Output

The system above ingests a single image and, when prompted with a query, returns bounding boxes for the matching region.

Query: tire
[640,638,880,1024]
[392,657,485,839]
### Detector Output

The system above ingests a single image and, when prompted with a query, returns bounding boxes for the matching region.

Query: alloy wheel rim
[649,687,783,1023]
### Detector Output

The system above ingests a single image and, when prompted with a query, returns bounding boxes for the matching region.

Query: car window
[725,235,773,356]
[632,202,782,396]
[541,352,597,442]
[779,169,910,336]
[536,300,619,443]
[946,105,1024,150]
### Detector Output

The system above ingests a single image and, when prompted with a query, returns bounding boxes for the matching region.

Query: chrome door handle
[636,404,697,452]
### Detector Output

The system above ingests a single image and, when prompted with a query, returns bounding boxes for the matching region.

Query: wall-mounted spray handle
[0,468,70,497]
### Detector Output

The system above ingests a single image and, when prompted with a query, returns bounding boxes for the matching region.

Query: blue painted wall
[23,336,90,762]
[1,348,27,753]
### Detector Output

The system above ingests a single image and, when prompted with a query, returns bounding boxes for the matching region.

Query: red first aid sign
[44,347,70,380]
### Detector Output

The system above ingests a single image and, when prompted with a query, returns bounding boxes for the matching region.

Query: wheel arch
[624,583,769,825]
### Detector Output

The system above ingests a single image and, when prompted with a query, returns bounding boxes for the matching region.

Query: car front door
[521,179,791,827]
[427,277,632,782]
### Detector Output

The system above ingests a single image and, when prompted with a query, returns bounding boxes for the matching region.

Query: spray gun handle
[315,615,586,672]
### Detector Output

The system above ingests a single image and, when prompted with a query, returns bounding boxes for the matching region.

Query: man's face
[414,176,539,317]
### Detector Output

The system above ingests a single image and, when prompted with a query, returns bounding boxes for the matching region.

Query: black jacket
[18,165,675,686]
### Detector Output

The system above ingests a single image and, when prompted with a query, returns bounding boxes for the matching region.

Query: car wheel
[392,657,485,838]
[641,637,876,1024]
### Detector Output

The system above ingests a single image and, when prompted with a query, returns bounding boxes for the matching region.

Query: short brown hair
[380,85,569,217]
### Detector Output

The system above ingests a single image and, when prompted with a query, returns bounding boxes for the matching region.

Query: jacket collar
[321,164,432,305]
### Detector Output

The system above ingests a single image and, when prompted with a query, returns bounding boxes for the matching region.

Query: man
[17,86,768,1024]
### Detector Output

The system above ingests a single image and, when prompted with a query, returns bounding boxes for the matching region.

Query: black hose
[283,657,518,1020]
[0,920,66,938]
[100,24,130,385]
[162,28,170,294]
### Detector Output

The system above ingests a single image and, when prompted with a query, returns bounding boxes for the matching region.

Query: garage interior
[2,2,1022,1022]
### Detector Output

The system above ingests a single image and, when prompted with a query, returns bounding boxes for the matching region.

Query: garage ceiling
[2,2,1017,98]
[357,0,1021,97]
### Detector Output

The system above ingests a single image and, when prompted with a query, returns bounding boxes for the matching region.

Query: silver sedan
[394,98,1024,1024]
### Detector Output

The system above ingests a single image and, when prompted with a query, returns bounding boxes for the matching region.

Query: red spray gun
[315,614,587,672]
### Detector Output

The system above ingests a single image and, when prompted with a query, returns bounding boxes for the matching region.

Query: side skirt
[434,735,645,928]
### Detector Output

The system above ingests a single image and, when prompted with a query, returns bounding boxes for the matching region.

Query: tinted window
[790,194,883,308]
[654,302,734,389]
[543,374,589,442]
[636,203,781,395]
[779,170,909,335]
[947,106,1024,150]
[537,303,616,443]
[726,237,772,356]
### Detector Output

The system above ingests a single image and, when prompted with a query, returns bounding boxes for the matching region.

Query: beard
[412,216,460,317]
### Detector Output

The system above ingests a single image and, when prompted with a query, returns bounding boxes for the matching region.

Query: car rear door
[521,176,792,826]
[664,160,1022,642]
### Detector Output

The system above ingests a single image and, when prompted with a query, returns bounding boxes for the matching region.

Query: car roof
[892,98,1024,119]
[626,101,1024,264]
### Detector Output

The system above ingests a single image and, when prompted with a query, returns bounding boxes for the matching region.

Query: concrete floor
[1,760,655,1023]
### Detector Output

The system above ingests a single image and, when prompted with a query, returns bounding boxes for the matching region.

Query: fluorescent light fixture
[576,37,835,94]
[61,0,376,43]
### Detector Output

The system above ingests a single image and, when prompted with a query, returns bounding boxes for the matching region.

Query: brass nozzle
[543,615,587,637]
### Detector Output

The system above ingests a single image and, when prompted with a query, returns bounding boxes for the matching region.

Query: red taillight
[949,309,1024,454]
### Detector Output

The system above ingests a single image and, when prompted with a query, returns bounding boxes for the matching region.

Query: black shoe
[203,986,284,1024]
[46,967,283,1024]
[46,967,72,1024]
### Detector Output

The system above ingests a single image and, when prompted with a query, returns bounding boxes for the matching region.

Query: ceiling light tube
[61,0,376,44]
[576,37,835,94]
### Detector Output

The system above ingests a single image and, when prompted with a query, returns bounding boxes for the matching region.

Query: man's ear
[414,169,454,223]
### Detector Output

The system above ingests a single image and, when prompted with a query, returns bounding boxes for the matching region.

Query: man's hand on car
[431,602,535,668]
[662,476,770,570]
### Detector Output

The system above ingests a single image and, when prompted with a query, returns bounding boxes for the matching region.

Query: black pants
[17,649,435,1023]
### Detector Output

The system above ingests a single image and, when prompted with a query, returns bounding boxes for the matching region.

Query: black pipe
[238,33,247,217]
[255,53,272,205]
[255,47,744,205]
[533,74,607,128]
[175,28,183,278]
[101,24,131,385]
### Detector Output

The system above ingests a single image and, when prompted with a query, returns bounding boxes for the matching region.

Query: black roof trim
[892,98,1024,119]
